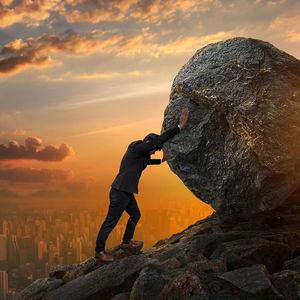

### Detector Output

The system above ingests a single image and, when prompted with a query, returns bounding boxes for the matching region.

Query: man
[95,108,189,262]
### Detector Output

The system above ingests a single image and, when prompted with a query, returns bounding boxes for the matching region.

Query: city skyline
[0,204,210,297]
[1,0,300,210]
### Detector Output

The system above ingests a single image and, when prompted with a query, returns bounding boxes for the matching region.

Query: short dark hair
[143,133,162,150]
[143,133,159,142]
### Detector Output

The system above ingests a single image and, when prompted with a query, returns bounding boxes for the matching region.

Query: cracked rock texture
[162,37,300,216]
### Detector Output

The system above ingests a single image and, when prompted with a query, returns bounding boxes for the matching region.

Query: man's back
[111,140,149,194]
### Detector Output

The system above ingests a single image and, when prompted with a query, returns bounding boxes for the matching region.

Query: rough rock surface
[13,278,63,300]
[161,37,300,216]
[15,187,300,300]
[218,264,284,298]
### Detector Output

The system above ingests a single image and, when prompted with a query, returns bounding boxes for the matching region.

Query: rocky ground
[15,187,300,300]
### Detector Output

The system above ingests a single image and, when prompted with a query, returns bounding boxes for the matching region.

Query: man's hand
[179,107,189,129]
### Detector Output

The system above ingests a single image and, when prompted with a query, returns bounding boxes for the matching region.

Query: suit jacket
[111,125,180,194]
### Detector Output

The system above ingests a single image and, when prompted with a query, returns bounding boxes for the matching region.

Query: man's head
[143,133,159,142]
[143,133,161,154]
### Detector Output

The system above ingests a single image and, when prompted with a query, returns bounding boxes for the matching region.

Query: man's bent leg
[122,193,141,244]
[95,188,130,252]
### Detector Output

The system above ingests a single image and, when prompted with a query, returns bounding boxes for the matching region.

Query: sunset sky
[0,0,299,220]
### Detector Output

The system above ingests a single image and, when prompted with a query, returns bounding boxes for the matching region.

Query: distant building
[1,220,9,235]
[38,240,47,260]
[0,235,7,262]
[7,235,19,269]
[0,270,8,300]
[75,238,82,262]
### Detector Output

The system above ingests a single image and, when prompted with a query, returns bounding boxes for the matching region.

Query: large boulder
[162,37,300,216]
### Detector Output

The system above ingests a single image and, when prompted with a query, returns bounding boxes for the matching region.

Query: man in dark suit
[95,108,189,262]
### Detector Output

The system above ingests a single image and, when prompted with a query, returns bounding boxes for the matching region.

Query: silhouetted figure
[95,108,189,262]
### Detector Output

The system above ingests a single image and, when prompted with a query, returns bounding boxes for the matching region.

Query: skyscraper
[2,220,9,236]
[7,235,19,269]
[75,237,82,262]
[0,235,7,262]
[38,240,47,261]
[0,270,8,300]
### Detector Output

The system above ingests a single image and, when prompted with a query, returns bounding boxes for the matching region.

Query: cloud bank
[0,136,75,161]
[0,167,73,183]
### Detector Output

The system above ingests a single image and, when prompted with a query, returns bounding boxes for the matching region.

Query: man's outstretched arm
[133,108,189,155]
[133,125,180,154]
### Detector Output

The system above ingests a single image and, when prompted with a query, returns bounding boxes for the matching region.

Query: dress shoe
[95,250,114,262]
[120,239,143,249]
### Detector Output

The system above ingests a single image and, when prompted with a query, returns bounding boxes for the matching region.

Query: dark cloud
[31,180,88,198]
[63,0,211,24]
[0,136,75,161]
[0,188,22,199]
[0,27,241,77]
[1,0,298,78]
[0,171,102,206]
[0,0,63,28]
[0,167,73,183]
[0,29,121,75]
[0,179,100,208]
[0,0,213,28]
[0,51,51,74]
[62,0,138,23]
[29,180,101,207]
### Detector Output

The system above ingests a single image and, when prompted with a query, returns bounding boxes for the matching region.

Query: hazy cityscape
[0,204,210,299]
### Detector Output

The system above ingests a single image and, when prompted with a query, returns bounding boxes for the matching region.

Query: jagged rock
[210,237,291,273]
[187,257,227,274]
[271,270,300,300]
[162,37,300,216]
[153,257,182,271]
[50,257,98,283]
[13,278,63,300]
[130,264,167,300]
[293,246,300,259]
[192,274,251,300]
[50,243,143,282]
[181,231,257,259]
[111,292,130,300]
[43,254,149,300]
[282,256,300,272]
[49,264,78,279]
[158,271,203,300]
[218,264,284,299]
